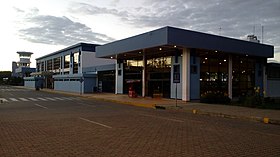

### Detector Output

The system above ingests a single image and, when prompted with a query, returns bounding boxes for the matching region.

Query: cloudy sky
[0,0,279,70]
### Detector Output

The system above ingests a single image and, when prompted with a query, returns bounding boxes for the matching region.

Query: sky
[0,0,279,71]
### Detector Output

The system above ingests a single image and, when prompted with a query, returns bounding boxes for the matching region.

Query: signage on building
[173,64,180,83]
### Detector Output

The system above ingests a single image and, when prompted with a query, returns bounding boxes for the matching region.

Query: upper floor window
[64,55,70,69]
[73,52,79,74]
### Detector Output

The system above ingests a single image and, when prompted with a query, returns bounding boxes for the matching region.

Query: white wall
[267,79,280,97]
[24,80,36,88]
[54,80,81,93]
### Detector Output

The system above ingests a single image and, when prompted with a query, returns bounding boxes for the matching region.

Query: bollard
[263,117,269,124]
[192,109,197,114]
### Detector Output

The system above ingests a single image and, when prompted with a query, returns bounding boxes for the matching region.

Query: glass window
[232,56,256,97]
[127,60,143,67]
[200,53,228,97]
[73,52,79,74]
[64,55,70,69]
[47,59,52,71]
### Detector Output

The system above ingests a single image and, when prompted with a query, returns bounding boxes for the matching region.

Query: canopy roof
[96,26,274,58]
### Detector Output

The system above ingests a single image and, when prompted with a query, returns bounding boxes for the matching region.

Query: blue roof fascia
[96,27,169,58]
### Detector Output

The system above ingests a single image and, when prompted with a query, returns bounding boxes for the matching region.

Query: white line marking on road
[53,97,64,100]
[79,117,112,129]
[139,114,184,123]
[34,103,48,109]
[37,98,47,101]
[9,98,19,101]
[19,98,29,101]
[0,98,8,102]
[28,98,38,101]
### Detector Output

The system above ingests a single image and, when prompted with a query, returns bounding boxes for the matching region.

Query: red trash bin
[128,85,137,98]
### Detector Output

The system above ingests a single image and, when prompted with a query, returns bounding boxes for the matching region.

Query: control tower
[17,51,33,67]
[12,51,36,77]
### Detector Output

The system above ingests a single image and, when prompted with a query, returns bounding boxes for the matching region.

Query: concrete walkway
[83,93,280,125]
[18,86,280,125]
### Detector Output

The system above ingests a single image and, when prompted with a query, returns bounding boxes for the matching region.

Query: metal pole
[175,83,177,107]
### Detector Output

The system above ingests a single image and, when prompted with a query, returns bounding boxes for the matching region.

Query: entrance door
[148,80,170,98]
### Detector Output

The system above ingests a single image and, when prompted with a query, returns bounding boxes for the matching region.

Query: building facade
[26,43,115,93]
[96,26,274,101]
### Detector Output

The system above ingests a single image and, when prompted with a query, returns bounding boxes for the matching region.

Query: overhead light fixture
[159,48,162,51]
[205,58,208,60]
[110,56,113,59]
[215,50,218,53]
[224,59,227,62]
[174,45,177,48]
[139,51,142,54]
[219,62,222,65]
[246,54,248,57]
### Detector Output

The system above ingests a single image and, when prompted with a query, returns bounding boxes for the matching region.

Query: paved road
[0,86,280,157]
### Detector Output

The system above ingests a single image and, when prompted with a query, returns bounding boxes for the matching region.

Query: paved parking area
[0,86,280,156]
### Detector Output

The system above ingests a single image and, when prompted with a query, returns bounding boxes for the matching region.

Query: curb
[87,96,156,109]
[157,105,280,125]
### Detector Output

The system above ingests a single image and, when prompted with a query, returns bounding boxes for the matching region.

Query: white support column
[228,55,233,99]
[182,48,190,101]
[263,64,267,97]
[115,60,118,94]
[142,51,146,97]
[115,60,123,94]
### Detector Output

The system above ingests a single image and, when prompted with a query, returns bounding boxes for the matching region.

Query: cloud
[17,8,115,46]
[70,0,280,53]
[13,7,24,13]
[69,2,129,18]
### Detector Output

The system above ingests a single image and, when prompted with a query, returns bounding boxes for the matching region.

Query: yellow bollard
[192,109,197,114]
[263,117,269,124]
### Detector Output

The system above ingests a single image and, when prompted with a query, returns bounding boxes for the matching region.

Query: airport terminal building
[25,43,115,93]
[96,26,274,101]
[25,26,276,101]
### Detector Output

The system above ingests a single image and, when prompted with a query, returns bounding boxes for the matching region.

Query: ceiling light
[205,58,208,60]
[224,59,227,62]
[174,45,177,48]
[139,51,142,54]
[159,48,162,51]
[110,56,113,59]
[215,50,218,53]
